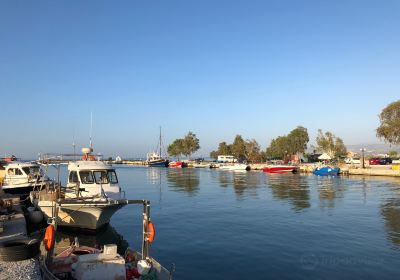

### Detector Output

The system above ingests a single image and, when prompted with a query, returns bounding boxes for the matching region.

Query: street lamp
[360,148,366,169]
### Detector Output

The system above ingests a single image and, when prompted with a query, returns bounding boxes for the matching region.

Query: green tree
[266,136,289,159]
[167,139,185,160]
[389,151,398,158]
[210,141,232,159]
[316,129,347,158]
[182,131,200,159]
[210,150,219,159]
[377,100,400,145]
[265,126,309,161]
[245,139,262,163]
[231,135,247,162]
[287,126,309,155]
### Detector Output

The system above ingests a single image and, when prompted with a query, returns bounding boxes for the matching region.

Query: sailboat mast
[159,126,162,156]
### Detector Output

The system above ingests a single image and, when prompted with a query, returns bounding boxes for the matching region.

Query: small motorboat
[168,161,187,168]
[0,161,52,196]
[219,163,250,171]
[313,166,340,176]
[262,165,298,173]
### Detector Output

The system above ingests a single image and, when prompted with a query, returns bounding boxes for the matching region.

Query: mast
[159,126,162,157]
[90,112,93,150]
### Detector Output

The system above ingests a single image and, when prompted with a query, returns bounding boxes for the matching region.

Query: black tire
[0,238,40,262]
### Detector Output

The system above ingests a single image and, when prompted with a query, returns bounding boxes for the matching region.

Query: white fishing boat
[219,163,250,171]
[30,148,129,230]
[0,161,51,195]
[146,127,169,167]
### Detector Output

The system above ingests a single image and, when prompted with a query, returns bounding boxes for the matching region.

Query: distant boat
[169,161,187,168]
[262,165,297,173]
[147,152,169,167]
[146,127,169,167]
[0,161,51,196]
[219,163,250,171]
[313,167,340,176]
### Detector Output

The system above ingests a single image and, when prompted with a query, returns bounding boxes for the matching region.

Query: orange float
[147,222,155,243]
[43,225,55,251]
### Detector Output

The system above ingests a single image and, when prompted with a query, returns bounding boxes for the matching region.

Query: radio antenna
[90,112,93,150]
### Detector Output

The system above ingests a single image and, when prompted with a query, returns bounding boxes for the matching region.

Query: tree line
[165,99,400,162]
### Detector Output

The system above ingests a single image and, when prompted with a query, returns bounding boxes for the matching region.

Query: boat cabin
[217,155,238,163]
[1,162,42,186]
[67,161,121,200]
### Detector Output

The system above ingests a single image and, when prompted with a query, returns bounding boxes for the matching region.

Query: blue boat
[313,166,340,176]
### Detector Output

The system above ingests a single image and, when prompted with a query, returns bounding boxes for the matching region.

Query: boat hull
[2,181,49,196]
[313,167,340,176]
[262,166,297,173]
[219,164,250,171]
[148,160,169,167]
[37,201,125,230]
[169,161,187,168]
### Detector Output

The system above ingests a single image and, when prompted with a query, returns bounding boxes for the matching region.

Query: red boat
[169,161,186,168]
[262,165,298,173]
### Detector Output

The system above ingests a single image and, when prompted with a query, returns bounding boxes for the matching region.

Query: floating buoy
[43,225,55,251]
[147,222,155,243]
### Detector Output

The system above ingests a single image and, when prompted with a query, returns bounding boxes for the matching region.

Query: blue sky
[1,0,399,158]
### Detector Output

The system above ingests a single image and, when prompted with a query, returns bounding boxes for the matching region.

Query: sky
[0,0,399,159]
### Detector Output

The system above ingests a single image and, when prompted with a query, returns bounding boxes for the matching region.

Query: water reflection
[212,170,262,199]
[167,168,200,195]
[147,167,162,185]
[316,177,346,209]
[381,198,400,248]
[54,225,129,255]
[266,174,311,211]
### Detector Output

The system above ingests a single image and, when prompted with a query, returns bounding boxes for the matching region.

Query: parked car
[345,157,361,164]
[379,158,392,165]
[369,158,381,165]
[369,158,392,165]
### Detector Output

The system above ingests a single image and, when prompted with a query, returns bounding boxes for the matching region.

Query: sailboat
[146,127,169,167]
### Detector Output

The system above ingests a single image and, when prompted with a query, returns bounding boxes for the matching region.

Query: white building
[217,155,238,163]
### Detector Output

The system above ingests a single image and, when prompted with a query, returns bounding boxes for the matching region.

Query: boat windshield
[22,166,40,175]
[79,171,94,184]
[93,170,109,184]
[107,170,118,184]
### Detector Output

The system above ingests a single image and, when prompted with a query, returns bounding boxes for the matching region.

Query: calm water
[51,166,400,279]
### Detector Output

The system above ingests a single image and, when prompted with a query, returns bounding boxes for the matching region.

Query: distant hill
[346,144,400,155]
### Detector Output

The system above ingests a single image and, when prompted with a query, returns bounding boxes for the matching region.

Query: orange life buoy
[43,225,55,251]
[82,154,95,161]
[147,222,155,243]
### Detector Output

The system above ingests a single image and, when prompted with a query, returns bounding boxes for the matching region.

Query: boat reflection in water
[266,173,311,211]
[215,170,262,199]
[54,224,129,255]
[166,168,200,195]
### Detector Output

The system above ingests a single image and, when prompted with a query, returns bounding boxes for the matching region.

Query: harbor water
[50,166,400,279]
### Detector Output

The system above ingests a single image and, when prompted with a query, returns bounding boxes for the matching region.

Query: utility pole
[360,148,366,169]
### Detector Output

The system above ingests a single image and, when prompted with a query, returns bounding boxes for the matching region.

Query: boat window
[107,170,118,184]
[93,171,109,184]
[69,171,79,183]
[79,171,94,184]
[22,166,40,175]
[15,168,23,175]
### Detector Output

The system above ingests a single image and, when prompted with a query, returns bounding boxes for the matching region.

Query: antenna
[90,112,93,150]
[72,138,76,160]
[159,126,162,157]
